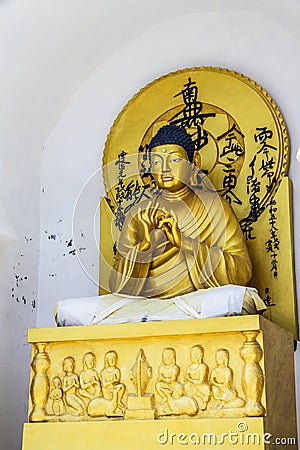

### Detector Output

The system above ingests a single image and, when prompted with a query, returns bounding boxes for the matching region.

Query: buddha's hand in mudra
[156,208,181,249]
[137,201,161,251]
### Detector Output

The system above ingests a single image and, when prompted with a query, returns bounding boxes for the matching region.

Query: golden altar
[23,316,297,449]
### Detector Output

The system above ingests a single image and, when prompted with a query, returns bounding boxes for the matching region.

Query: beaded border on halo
[102,66,290,209]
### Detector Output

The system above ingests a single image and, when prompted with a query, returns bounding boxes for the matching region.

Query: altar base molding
[22,315,297,450]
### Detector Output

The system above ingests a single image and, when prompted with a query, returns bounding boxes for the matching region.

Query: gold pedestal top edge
[26,315,284,344]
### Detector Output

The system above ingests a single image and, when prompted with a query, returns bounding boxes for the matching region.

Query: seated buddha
[56,124,266,326]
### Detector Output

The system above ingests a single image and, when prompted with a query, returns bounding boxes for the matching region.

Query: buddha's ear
[193,151,201,168]
[190,164,199,186]
[191,151,201,185]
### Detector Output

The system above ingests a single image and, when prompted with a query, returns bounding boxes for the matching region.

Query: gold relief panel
[29,328,265,423]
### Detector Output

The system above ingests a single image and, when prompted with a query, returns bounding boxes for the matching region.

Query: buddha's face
[150,144,192,193]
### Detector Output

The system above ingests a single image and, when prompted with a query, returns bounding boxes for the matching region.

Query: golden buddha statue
[110,124,252,296]
[56,124,265,326]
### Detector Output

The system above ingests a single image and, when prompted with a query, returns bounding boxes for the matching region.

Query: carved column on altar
[29,343,50,422]
[240,331,265,417]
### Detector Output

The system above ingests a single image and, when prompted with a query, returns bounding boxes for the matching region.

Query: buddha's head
[149,124,197,193]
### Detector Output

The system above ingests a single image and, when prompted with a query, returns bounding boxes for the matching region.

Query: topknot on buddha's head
[148,124,195,163]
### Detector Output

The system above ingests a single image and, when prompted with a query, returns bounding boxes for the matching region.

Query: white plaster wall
[1,0,300,449]
[0,5,42,450]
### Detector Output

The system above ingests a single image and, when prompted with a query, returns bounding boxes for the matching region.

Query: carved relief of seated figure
[62,356,86,415]
[155,347,198,416]
[184,345,211,411]
[50,376,65,416]
[210,348,245,409]
[79,352,102,401]
[100,350,126,415]
[56,124,266,326]
[156,347,184,410]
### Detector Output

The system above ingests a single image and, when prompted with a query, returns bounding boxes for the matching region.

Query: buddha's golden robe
[109,187,252,299]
